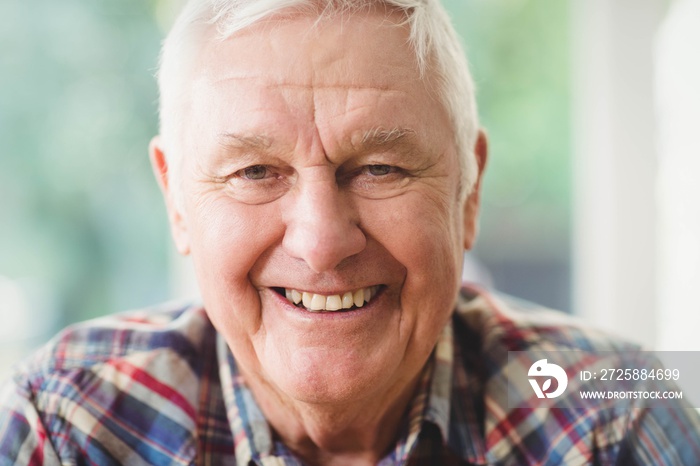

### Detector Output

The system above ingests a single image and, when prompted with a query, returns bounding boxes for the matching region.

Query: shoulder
[452,285,700,464]
[454,284,639,358]
[3,302,216,463]
[453,284,643,403]
[12,300,215,399]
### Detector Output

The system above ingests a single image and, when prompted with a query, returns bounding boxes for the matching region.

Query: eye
[224,164,292,205]
[337,162,412,199]
[239,165,268,180]
[366,164,394,176]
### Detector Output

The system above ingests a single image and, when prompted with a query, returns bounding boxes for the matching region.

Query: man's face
[156,10,482,405]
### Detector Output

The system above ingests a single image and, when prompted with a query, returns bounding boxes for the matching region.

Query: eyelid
[337,163,404,185]
[221,163,293,205]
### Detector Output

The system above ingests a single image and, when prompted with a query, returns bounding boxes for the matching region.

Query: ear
[149,136,191,255]
[462,129,488,250]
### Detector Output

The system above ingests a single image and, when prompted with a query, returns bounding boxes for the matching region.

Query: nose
[282,175,366,273]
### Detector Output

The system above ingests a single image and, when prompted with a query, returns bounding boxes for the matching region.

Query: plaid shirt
[1,286,699,465]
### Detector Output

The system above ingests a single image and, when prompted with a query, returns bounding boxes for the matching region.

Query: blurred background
[1,0,699,379]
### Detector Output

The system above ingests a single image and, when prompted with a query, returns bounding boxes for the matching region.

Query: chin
[266,348,399,405]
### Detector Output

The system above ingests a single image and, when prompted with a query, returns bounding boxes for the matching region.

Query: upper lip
[271,285,382,295]
[270,283,381,295]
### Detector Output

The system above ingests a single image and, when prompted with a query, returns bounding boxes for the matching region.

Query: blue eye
[367,164,393,176]
[240,165,267,180]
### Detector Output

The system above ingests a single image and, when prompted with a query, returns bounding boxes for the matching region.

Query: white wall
[572,0,700,350]
[655,0,700,351]
[571,0,665,348]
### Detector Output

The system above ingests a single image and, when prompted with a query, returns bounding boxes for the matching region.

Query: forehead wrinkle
[273,83,411,95]
[209,72,406,94]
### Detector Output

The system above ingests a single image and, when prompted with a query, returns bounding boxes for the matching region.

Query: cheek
[361,194,463,366]
[369,193,462,273]
[189,197,280,274]
[186,196,283,335]
[362,192,464,308]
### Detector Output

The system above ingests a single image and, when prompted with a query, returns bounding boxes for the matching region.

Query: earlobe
[462,130,488,250]
[149,137,191,255]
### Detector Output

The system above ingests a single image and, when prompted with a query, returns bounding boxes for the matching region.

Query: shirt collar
[421,315,489,465]
[216,335,280,465]
[423,320,453,440]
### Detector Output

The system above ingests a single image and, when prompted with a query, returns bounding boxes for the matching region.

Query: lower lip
[270,288,386,321]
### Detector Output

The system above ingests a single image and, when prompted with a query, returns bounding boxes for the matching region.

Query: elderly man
[1,0,699,464]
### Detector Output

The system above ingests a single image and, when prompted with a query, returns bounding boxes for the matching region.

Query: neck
[242,369,422,466]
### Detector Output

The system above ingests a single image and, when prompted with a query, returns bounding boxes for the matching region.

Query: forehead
[199,9,419,88]
[185,9,451,153]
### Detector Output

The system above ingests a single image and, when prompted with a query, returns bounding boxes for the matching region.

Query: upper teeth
[284,286,379,312]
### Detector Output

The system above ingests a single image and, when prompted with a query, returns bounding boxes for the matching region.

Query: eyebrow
[216,126,419,158]
[218,133,273,152]
[355,127,417,153]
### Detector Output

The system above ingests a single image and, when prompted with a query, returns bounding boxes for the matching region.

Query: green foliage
[443,0,571,259]
[0,0,169,324]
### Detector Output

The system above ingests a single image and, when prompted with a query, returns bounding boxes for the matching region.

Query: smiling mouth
[273,286,382,312]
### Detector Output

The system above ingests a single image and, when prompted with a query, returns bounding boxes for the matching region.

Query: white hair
[157,0,479,199]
